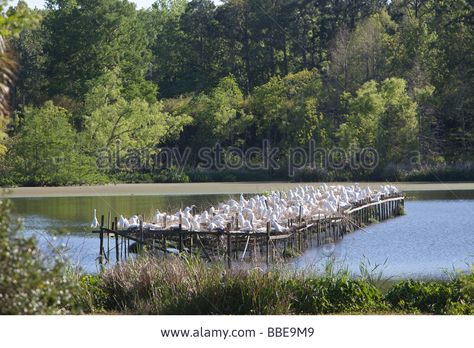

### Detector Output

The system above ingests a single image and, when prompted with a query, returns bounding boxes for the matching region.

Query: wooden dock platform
[93,194,404,267]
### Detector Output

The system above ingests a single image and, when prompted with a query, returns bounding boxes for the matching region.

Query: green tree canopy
[83,68,192,152]
[43,0,156,102]
[251,69,326,149]
[338,77,419,166]
[188,75,251,148]
[10,101,99,185]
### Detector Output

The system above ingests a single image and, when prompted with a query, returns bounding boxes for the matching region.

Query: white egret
[90,209,99,228]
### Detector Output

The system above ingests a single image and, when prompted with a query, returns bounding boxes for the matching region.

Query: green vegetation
[0,0,472,185]
[0,199,78,314]
[386,277,474,314]
[81,255,474,315]
[7,101,106,185]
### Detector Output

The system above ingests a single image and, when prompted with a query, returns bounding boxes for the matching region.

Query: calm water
[9,190,474,277]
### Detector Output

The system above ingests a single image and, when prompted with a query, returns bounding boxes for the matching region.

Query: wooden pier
[93,194,404,267]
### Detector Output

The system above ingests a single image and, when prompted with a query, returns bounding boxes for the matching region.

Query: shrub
[73,274,108,314]
[0,199,79,314]
[155,166,190,183]
[289,276,386,314]
[385,275,473,314]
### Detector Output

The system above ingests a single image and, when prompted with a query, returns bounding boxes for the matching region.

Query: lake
[7,186,474,278]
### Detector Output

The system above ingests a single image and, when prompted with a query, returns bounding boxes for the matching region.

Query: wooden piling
[99,215,105,266]
[113,221,119,262]
[178,214,183,252]
[226,223,232,268]
[266,221,271,266]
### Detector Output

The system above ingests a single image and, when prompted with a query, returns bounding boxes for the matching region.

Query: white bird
[241,219,253,231]
[129,215,140,226]
[191,219,200,231]
[181,217,191,230]
[271,219,287,233]
[153,210,165,224]
[111,183,400,234]
[90,209,99,228]
[238,212,245,227]
[199,211,210,224]
[118,215,129,229]
[208,222,218,231]
[240,193,248,206]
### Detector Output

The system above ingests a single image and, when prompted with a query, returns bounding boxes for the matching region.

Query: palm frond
[0,35,17,117]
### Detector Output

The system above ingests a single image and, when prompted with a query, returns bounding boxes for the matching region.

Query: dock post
[139,220,144,254]
[178,214,183,252]
[107,211,111,261]
[189,233,193,254]
[113,220,119,262]
[299,205,302,225]
[226,223,232,268]
[113,217,119,261]
[266,221,271,267]
[99,215,105,267]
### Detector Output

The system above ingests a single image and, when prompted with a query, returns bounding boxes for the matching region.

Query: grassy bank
[75,255,473,315]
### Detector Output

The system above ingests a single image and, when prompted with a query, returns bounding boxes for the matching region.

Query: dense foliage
[0,199,78,314]
[0,0,473,185]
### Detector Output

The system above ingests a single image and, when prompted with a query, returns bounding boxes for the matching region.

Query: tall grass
[78,255,474,315]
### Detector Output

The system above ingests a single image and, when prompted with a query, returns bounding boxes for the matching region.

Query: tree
[83,68,191,155]
[148,0,189,98]
[338,77,418,167]
[186,75,251,149]
[10,8,49,108]
[10,101,99,185]
[338,80,385,150]
[330,10,395,92]
[43,0,156,103]
[427,0,474,160]
[251,69,326,150]
[214,0,255,94]
[378,77,418,165]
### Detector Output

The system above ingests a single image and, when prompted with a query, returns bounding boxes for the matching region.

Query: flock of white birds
[91,184,399,233]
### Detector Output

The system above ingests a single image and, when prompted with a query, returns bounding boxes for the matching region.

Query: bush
[399,163,474,182]
[0,199,79,314]
[73,274,108,314]
[154,166,190,183]
[289,276,386,314]
[385,275,474,314]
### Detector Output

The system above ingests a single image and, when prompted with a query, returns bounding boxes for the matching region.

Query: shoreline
[3,181,474,198]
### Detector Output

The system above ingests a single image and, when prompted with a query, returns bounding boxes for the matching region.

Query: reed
[83,255,473,315]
